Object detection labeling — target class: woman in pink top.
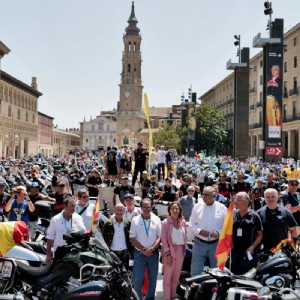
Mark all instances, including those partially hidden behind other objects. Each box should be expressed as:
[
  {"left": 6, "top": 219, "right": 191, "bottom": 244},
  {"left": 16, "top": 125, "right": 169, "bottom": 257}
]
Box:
[{"left": 161, "top": 202, "right": 187, "bottom": 300}]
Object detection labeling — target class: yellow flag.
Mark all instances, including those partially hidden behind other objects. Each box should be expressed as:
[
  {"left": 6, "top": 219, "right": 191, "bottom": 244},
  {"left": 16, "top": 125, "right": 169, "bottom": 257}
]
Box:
[{"left": 144, "top": 93, "right": 153, "bottom": 177}]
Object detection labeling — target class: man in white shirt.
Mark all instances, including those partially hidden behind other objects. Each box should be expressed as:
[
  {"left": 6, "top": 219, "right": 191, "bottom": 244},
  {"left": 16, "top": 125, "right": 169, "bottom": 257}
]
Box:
[
  {"left": 124, "top": 193, "right": 141, "bottom": 220},
  {"left": 75, "top": 189, "right": 98, "bottom": 230},
  {"left": 157, "top": 145, "right": 166, "bottom": 181},
  {"left": 130, "top": 198, "right": 161, "bottom": 300},
  {"left": 189, "top": 186, "right": 227, "bottom": 275},
  {"left": 46, "top": 197, "right": 86, "bottom": 264}
]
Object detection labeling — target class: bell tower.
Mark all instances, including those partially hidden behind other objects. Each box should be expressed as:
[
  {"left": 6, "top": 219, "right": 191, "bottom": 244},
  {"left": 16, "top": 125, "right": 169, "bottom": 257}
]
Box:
[{"left": 116, "top": 2, "right": 145, "bottom": 147}]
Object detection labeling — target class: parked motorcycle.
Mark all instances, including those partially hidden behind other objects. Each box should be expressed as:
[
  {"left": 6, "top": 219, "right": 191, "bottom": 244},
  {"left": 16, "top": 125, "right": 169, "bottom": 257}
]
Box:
[
  {"left": 183, "top": 237, "right": 300, "bottom": 300},
  {"left": 0, "top": 228, "right": 138, "bottom": 300}
]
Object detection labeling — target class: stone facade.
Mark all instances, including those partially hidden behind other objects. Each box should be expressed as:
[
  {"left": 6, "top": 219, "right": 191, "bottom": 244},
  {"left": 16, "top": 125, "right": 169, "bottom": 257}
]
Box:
[{"left": 38, "top": 111, "right": 54, "bottom": 157}]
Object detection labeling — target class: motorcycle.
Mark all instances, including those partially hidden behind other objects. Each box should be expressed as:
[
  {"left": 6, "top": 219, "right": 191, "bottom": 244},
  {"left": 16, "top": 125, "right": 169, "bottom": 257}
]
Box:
[
  {"left": 183, "top": 237, "right": 300, "bottom": 300},
  {"left": 0, "top": 228, "right": 138, "bottom": 300}
]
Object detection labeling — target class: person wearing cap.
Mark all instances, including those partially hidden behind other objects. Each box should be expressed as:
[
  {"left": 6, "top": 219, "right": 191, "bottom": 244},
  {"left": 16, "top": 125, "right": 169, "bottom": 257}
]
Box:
[
  {"left": 50, "top": 181, "right": 72, "bottom": 215},
  {"left": 139, "top": 171, "right": 151, "bottom": 199},
  {"left": 132, "top": 142, "right": 148, "bottom": 187},
  {"left": 28, "top": 182, "right": 55, "bottom": 240},
  {"left": 113, "top": 175, "right": 135, "bottom": 206},
  {"left": 231, "top": 192, "right": 263, "bottom": 275},
  {"left": 0, "top": 181, "right": 11, "bottom": 215},
  {"left": 5, "top": 186, "right": 35, "bottom": 226},
  {"left": 86, "top": 169, "right": 102, "bottom": 197},
  {"left": 102, "top": 203, "right": 133, "bottom": 268},
  {"left": 124, "top": 193, "right": 141, "bottom": 219}
]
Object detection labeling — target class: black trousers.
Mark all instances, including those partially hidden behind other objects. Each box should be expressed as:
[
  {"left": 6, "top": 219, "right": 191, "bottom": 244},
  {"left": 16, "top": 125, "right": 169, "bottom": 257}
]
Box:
[{"left": 132, "top": 163, "right": 146, "bottom": 186}]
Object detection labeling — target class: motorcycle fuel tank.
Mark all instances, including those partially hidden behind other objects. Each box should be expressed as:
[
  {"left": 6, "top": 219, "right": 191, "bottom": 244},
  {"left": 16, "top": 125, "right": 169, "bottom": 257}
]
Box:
[
  {"left": 256, "top": 256, "right": 292, "bottom": 275},
  {"left": 4, "top": 246, "right": 45, "bottom": 266},
  {"left": 61, "top": 280, "right": 109, "bottom": 300}
]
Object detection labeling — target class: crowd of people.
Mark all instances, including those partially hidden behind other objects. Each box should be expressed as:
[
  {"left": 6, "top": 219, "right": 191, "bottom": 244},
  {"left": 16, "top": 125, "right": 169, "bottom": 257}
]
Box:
[{"left": 1, "top": 145, "right": 300, "bottom": 300}]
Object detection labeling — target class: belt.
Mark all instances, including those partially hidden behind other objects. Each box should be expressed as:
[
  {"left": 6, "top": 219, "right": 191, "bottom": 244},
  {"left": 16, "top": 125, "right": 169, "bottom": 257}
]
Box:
[
  {"left": 195, "top": 236, "right": 219, "bottom": 244},
  {"left": 112, "top": 249, "right": 128, "bottom": 255}
]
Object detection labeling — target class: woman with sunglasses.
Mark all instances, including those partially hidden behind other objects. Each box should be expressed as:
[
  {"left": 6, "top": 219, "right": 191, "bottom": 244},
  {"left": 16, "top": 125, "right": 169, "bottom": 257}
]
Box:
[
  {"left": 161, "top": 202, "right": 187, "bottom": 300},
  {"left": 282, "top": 179, "right": 300, "bottom": 231}
]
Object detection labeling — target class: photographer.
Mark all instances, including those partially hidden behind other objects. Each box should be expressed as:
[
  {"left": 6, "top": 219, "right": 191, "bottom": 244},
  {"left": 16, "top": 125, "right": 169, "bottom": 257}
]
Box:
[
  {"left": 5, "top": 186, "right": 35, "bottom": 226},
  {"left": 132, "top": 142, "right": 148, "bottom": 187}
]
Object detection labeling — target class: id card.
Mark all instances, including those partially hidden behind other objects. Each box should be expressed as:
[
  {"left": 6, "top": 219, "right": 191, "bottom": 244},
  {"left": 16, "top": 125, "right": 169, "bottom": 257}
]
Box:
[
  {"left": 237, "top": 228, "right": 242, "bottom": 237},
  {"left": 129, "top": 259, "right": 134, "bottom": 267},
  {"left": 247, "top": 251, "right": 253, "bottom": 261}
]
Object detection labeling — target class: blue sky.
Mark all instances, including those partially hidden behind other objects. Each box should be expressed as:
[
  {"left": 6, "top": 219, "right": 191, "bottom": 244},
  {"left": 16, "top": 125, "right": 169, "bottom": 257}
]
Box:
[{"left": 1, "top": 0, "right": 299, "bottom": 128}]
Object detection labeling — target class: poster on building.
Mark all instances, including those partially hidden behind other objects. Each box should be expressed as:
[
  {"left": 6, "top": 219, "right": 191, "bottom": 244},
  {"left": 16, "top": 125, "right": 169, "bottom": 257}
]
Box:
[{"left": 264, "top": 43, "right": 283, "bottom": 157}]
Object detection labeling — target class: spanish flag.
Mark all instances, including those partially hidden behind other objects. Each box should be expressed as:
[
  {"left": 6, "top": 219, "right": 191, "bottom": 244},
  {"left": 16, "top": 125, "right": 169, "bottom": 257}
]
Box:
[
  {"left": 0, "top": 221, "right": 29, "bottom": 256},
  {"left": 143, "top": 93, "right": 153, "bottom": 178},
  {"left": 271, "top": 238, "right": 295, "bottom": 253},
  {"left": 215, "top": 202, "right": 234, "bottom": 270},
  {"left": 89, "top": 197, "right": 100, "bottom": 232}
]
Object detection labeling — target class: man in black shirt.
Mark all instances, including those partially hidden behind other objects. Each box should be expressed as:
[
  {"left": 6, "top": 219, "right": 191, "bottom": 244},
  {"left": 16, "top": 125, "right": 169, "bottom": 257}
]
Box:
[
  {"left": 257, "top": 188, "right": 297, "bottom": 251},
  {"left": 233, "top": 173, "right": 251, "bottom": 195},
  {"left": 282, "top": 179, "right": 300, "bottom": 227},
  {"left": 105, "top": 146, "right": 118, "bottom": 187},
  {"left": 132, "top": 142, "right": 148, "bottom": 187},
  {"left": 113, "top": 175, "right": 135, "bottom": 206},
  {"left": 157, "top": 177, "right": 178, "bottom": 202},
  {"left": 86, "top": 169, "right": 102, "bottom": 197},
  {"left": 179, "top": 174, "right": 199, "bottom": 201},
  {"left": 265, "top": 173, "right": 280, "bottom": 192},
  {"left": 231, "top": 192, "right": 263, "bottom": 274},
  {"left": 0, "top": 181, "right": 10, "bottom": 216}
]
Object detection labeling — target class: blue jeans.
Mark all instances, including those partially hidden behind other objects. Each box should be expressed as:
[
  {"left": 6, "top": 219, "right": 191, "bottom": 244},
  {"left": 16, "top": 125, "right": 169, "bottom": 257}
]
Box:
[
  {"left": 191, "top": 237, "right": 218, "bottom": 276},
  {"left": 133, "top": 249, "right": 159, "bottom": 300}
]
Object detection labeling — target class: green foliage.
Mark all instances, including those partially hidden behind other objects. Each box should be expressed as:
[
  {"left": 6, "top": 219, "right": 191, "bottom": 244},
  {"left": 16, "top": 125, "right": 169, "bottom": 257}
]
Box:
[
  {"left": 195, "top": 103, "right": 227, "bottom": 155},
  {"left": 153, "top": 125, "right": 180, "bottom": 151}
]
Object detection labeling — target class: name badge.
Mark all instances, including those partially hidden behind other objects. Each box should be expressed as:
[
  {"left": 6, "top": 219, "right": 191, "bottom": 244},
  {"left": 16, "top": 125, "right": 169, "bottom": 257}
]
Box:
[
  {"left": 129, "top": 259, "right": 134, "bottom": 267},
  {"left": 237, "top": 228, "right": 243, "bottom": 237}
]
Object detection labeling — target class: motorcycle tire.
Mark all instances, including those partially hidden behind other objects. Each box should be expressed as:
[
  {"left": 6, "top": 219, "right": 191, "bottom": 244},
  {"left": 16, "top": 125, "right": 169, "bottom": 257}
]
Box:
[
  {"left": 130, "top": 288, "right": 139, "bottom": 300},
  {"left": 176, "top": 271, "right": 190, "bottom": 298}
]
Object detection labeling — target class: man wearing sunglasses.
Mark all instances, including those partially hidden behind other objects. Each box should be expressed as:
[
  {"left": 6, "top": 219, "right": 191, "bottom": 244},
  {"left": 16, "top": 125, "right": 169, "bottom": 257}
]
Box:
[
  {"left": 282, "top": 179, "right": 300, "bottom": 230},
  {"left": 75, "top": 189, "right": 98, "bottom": 230}
]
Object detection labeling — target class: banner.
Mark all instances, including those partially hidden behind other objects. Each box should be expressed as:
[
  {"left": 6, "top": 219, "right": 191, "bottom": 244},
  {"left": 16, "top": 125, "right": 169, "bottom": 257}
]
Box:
[
  {"left": 265, "top": 43, "right": 283, "bottom": 157},
  {"left": 143, "top": 93, "right": 153, "bottom": 177}
]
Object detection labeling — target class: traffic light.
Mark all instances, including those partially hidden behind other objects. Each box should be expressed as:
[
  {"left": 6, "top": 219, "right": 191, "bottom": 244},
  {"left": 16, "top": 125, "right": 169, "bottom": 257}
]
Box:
[
  {"left": 234, "top": 35, "right": 240, "bottom": 46},
  {"left": 264, "top": 1, "right": 272, "bottom": 15},
  {"left": 181, "top": 94, "right": 185, "bottom": 103},
  {"left": 188, "top": 88, "right": 192, "bottom": 100},
  {"left": 192, "top": 93, "right": 197, "bottom": 104}
]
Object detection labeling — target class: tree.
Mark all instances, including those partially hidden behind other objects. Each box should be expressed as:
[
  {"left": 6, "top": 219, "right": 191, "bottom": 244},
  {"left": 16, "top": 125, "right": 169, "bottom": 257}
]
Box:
[
  {"left": 153, "top": 125, "right": 180, "bottom": 151},
  {"left": 195, "top": 103, "right": 227, "bottom": 155}
]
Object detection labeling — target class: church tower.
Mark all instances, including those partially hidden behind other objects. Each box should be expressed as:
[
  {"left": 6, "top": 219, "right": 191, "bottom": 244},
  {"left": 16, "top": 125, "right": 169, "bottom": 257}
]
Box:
[{"left": 116, "top": 2, "right": 145, "bottom": 147}]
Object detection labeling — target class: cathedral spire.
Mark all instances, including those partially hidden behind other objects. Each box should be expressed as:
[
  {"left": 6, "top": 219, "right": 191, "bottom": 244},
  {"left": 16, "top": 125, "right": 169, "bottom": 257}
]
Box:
[{"left": 125, "top": 1, "right": 140, "bottom": 36}]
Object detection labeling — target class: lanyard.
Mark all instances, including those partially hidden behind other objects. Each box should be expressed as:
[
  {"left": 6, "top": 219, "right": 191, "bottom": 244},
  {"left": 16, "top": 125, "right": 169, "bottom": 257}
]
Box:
[{"left": 142, "top": 216, "right": 151, "bottom": 237}]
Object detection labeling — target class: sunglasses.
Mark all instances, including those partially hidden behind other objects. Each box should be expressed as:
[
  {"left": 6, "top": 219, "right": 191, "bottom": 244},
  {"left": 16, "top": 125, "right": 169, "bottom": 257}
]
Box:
[{"left": 290, "top": 183, "right": 299, "bottom": 187}]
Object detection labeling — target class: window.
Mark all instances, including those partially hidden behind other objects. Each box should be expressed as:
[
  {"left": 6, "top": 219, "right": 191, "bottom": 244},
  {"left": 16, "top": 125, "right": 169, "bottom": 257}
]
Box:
[
  {"left": 17, "top": 109, "right": 20, "bottom": 120},
  {"left": 8, "top": 105, "right": 11, "bottom": 117},
  {"left": 32, "top": 114, "right": 35, "bottom": 124},
  {"left": 253, "top": 65, "right": 257, "bottom": 72},
  {"left": 284, "top": 61, "right": 287, "bottom": 73},
  {"left": 260, "top": 75, "right": 263, "bottom": 85},
  {"left": 92, "top": 125, "right": 95, "bottom": 131},
  {"left": 128, "top": 42, "right": 131, "bottom": 51},
  {"left": 127, "top": 64, "right": 131, "bottom": 74},
  {"left": 260, "top": 60, "right": 263, "bottom": 68},
  {"left": 26, "top": 112, "right": 28, "bottom": 122},
  {"left": 294, "top": 77, "right": 297, "bottom": 89},
  {"left": 98, "top": 122, "right": 103, "bottom": 130},
  {"left": 259, "top": 111, "right": 262, "bottom": 124},
  {"left": 283, "top": 104, "right": 287, "bottom": 119},
  {"left": 294, "top": 37, "right": 297, "bottom": 46},
  {"left": 294, "top": 56, "right": 298, "bottom": 68},
  {"left": 284, "top": 81, "right": 287, "bottom": 92},
  {"left": 293, "top": 101, "right": 297, "bottom": 116},
  {"left": 86, "top": 138, "right": 88, "bottom": 143},
  {"left": 260, "top": 92, "right": 263, "bottom": 102}
]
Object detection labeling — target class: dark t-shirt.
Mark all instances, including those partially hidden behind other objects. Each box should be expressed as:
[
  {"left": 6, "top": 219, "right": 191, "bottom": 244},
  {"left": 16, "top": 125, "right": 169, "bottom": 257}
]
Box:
[
  {"left": 233, "top": 210, "right": 263, "bottom": 253},
  {"left": 134, "top": 149, "right": 148, "bottom": 165},
  {"left": 265, "top": 181, "right": 280, "bottom": 192},
  {"left": 0, "top": 192, "right": 11, "bottom": 212},
  {"left": 159, "top": 184, "right": 178, "bottom": 202},
  {"left": 113, "top": 185, "right": 135, "bottom": 203},
  {"left": 52, "top": 175, "right": 58, "bottom": 187},
  {"left": 107, "top": 150, "right": 117, "bottom": 167},
  {"left": 218, "top": 182, "right": 232, "bottom": 197},
  {"left": 29, "top": 193, "right": 43, "bottom": 222},
  {"left": 234, "top": 181, "right": 251, "bottom": 194},
  {"left": 282, "top": 192, "right": 300, "bottom": 225},
  {"left": 87, "top": 176, "right": 102, "bottom": 197},
  {"left": 257, "top": 205, "right": 297, "bottom": 251}
]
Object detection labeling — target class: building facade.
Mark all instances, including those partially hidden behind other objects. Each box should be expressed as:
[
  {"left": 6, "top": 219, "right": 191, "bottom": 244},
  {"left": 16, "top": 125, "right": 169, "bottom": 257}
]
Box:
[
  {"left": 0, "top": 72, "right": 42, "bottom": 158},
  {"left": 38, "top": 112, "right": 54, "bottom": 157},
  {"left": 200, "top": 22, "right": 300, "bottom": 159},
  {"left": 52, "top": 128, "right": 81, "bottom": 156}
]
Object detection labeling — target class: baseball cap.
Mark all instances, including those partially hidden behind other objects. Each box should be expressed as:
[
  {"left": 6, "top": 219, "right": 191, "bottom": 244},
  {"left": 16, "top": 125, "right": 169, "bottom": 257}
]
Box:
[
  {"left": 124, "top": 193, "right": 134, "bottom": 199},
  {"left": 30, "top": 182, "right": 39, "bottom": 188},
  {"left": 137, "top": 142, "right": 143, "bottom": 145},
  {"left": 16, "top": 186, "right": 26, "bottom": 192}
]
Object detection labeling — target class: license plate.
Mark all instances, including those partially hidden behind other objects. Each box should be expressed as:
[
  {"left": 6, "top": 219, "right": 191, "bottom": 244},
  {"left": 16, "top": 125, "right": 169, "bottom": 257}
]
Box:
[{"left": 0, "top": 261, "right": 13, "bottom": 278}]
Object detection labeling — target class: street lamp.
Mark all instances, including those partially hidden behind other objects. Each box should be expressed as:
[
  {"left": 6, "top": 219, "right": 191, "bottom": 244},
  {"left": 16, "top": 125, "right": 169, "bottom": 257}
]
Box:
[
  {"left": 264, "top": 1, "right": 273, "bottom": 37},
  {"left": 234, "top": 35, "right": 241, "bottom": 63}
]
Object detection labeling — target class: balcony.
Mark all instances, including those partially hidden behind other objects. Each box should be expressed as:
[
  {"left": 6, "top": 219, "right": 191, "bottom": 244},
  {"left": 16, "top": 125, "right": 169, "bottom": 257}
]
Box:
[
  {"left": 283, "top": 113, "right": 300, "bottom": 123},
  {"left": 249, "top": 87, "right": 257, "bottom": 94},
  {"left": 289, "top": 87, "right": 299, "bottom": 96},
  {"left": 283, "top": 90, "right": 288, "bottom": 98},
  {"left": 256, "top": 101, "right": 262, "bottom": 107},
  {"left": 249, "top": 122, "right": 262, "bottom": 129},
  {"left": 250, "top": 104, "right": 255, "bottom": 110}
]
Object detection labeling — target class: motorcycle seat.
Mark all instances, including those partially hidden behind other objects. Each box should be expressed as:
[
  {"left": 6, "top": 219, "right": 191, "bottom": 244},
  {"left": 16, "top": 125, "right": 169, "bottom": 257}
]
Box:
[
  {"left": 21, "top": 241, "right": 46, "bottom": 254},
  {"left": 17, "top": 260, "right": 54, "bottom": 277},
  {"left": 242, "top": 267, "right": 257, "bottom": 279}
]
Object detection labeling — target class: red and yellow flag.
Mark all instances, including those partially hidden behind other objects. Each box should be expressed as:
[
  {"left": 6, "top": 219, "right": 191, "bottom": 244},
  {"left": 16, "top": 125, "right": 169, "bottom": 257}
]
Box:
[
  {"left": 215, "top": 202, "right": 234, "bottom": 270},
  {"left": 0, "top": 221, "right": 29, "bottom": 256},
  {"left": 89, "top": 197, "right": 100, "bottom": 232},
  {"left": 271, "top": 238, "right": 296, "bottom": 253}
]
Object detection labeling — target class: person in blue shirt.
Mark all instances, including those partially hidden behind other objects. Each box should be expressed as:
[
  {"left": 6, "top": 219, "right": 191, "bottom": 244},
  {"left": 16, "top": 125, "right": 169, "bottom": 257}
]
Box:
[{"left": 5, "top": 186, "right": 35, "bottom": 226}]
